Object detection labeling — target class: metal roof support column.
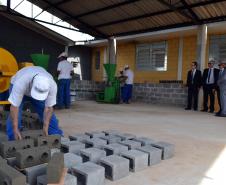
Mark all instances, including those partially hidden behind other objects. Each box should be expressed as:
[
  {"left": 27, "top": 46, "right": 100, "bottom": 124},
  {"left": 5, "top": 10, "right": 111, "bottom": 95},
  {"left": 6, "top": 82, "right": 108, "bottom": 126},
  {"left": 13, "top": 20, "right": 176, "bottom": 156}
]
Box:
[
  {"left": 177, "top": 37, "right": 183, "bottom": 80},
  {"left": 197, "top": 24, "right": 207, "bottom": 109},
  {"left": 108, "top": 37, "right": 117, "bottom": 64}
]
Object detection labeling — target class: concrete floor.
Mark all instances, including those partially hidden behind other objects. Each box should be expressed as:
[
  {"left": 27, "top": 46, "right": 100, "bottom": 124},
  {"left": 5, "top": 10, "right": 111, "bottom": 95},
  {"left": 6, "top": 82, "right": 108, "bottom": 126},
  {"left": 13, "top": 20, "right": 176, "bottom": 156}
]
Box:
[{"left": 56, "top": 101, "right": 226, "bottom": 185}]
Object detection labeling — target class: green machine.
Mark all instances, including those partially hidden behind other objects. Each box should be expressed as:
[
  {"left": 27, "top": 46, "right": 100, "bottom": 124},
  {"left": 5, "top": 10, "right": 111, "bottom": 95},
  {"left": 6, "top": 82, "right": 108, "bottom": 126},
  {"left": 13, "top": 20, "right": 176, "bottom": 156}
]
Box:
[
  {"left": 96, "top": 64, "right": 120, "bottom": 104},
  {"left": 30, "top": 54, "right": 50, "bottom": 70}
]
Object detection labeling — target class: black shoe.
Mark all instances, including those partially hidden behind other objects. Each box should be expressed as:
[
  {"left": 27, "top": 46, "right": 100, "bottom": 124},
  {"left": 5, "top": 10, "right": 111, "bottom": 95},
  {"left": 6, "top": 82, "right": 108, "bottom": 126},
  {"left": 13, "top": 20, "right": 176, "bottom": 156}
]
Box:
[
  {"left": 209, "top": 110, "right": 214, "bottom": 113},
  {"left": 193, "top": 108, "right": 198, "bottom": 111},
  {"left": 185, "top": 107, "right": 191, "bottom": 110},
  {"left": 201, "top": 109, "right": 208, "bottom": 112},
  {"left": 215, "top": 114, "right": 226, "bottom": 117}
]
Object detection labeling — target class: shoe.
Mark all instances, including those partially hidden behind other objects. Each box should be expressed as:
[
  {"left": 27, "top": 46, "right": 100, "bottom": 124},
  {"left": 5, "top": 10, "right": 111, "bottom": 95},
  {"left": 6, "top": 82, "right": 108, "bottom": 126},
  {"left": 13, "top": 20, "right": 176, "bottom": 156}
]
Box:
[
  {"left": 201, "top": 109, "right": 208, "bottom": 112},
  {"left": 65, "top": 106, "right": 70, "bottom": 109},
  {"left": 185, "top": 107, "right": 191, "bottom": 110},
  {"left": 215, "top": 112, "right": 221, "bottom": 116},
  {"left": 215, "top": 114, "right": 226, "bottom": 117},
  {"left": 209, "top": 110, "right": 214, "bottom": 113},
  {"left": 193, "top": 108, "right": 198, "bottom": 111}
]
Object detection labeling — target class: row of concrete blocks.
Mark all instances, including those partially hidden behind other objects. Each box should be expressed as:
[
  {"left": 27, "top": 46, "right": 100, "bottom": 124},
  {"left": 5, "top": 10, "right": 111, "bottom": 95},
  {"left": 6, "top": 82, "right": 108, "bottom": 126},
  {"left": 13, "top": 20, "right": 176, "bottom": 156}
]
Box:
[{"left": 0, "top": 132, "right": 61, "bottom": 158}]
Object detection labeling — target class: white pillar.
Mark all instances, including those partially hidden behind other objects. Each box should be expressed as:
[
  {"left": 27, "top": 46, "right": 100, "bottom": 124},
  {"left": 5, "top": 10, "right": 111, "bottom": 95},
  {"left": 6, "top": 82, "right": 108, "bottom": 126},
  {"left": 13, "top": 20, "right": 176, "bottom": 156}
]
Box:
[
  {"left": 177, "top": 37, "right": 183, "bottom": 80},
  {"left": 108, "top": 37, "right": 117, "bottom": 64},
  {"left": 197, "top": 24, "right": 208, "bottom": 109}
]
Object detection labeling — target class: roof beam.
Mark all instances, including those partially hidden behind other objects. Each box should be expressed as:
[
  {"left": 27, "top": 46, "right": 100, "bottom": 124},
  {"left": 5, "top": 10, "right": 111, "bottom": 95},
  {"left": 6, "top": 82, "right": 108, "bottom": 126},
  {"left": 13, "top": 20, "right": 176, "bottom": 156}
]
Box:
[
  {"left": 40, "top": 0, "right": 107, "bottom": 38},
  {"left": 95, "top": 0, "right": 224, "bottom": 28},
  {"left": 157, "top": 0, "right": 196, "bottom": 22},
  {"left": 180, "top": 0, "right": 200, "bottom": 23},
  {"left": 7, "top": 0, "right": 11, "bottom": 11}
]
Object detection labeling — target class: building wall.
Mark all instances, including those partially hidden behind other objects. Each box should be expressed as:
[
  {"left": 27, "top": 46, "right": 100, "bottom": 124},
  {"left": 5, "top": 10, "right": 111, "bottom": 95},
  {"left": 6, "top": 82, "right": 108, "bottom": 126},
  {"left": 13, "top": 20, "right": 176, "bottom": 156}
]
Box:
[{"left": 0, "top": 15, "right": 65, "bottom": 77}]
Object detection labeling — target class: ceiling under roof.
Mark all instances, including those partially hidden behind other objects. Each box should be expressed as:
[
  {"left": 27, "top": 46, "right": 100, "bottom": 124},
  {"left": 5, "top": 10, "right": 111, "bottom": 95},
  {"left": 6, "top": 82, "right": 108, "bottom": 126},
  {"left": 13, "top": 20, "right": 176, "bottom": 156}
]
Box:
[{"left": 27, "top": 0, "right": 226, "bottom": 38}]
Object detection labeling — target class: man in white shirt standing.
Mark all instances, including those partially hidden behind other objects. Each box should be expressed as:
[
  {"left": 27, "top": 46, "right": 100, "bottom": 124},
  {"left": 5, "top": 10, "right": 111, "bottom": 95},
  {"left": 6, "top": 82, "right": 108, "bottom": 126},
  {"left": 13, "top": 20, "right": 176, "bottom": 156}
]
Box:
[
  {"left": 6, "top": 66, "right": 63, "bottom": 140},
  {"left": 122, "top": 65, "right": 134, "bottom": 104},
  {"left": 57, "top": 52, "right": 74, "bottom": 109}
]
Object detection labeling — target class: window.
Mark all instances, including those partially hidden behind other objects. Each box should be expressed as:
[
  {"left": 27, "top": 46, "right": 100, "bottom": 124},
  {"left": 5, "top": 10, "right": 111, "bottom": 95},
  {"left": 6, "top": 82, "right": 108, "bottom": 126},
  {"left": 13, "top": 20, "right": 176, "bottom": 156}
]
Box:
[
  {"left": 209, "top": 35, "right": 226, "bottom": 66},
  {"left": 136, "top": 41, "right": 167, "bottom": 71},
  {"left": 95, "top": 51, "right": 100, "bottom": 70}
]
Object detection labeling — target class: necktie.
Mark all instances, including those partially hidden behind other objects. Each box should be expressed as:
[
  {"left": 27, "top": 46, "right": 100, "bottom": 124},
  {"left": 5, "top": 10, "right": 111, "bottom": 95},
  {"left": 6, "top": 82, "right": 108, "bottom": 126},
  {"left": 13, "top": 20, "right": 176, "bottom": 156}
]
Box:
[{"left": 207, "top": 69, "right": 211, "bottom": 83}]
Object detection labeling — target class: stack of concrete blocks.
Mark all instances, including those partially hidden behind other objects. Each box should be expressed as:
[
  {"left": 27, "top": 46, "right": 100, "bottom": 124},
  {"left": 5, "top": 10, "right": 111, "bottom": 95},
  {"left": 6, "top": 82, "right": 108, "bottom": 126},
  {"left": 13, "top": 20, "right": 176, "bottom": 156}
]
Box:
[
  {"left": 36, "top": 134, "right": 61, "bottom": 149},
  {"left": 15, "top": 146, "right": 50, "bottom": 169},
  {"left": 64, "top": 153, "right": 83, "bottom": 172},
  {"left": 61, "top": 141, "right": 85, "bottom": 154},
  {"left": 47, "top": 152, "right": 64, "bottom": 184},
  {"left": 100, "top": 135, "right": 122, "bottom": 144},
  {"left": 115, "top": 133, "right": 136, "bottom": 140},
  {"left": 71, "top": 162, "right": 105, "bottom": 185},
  {"left": 102, "top": 143, "right": 129, "bottom": 156},
  {"left": 118, "top": 140, "right": 142, "bottom": 150},
  {"left": 85, "top": 131, "right": 105, "bottom": 138},
  {"left": 133, "top": 137, "right": 156, "bottom": 146},
  {"left": 82, "top": 138, "right": 107, "bottom": 148},
  {"left": 80, "top": 148, "right": 106, "bottom": 163},
  {"left": 151, "top": 141, "right": 175, "bottom": 160},
  {"left": 69, "top": 133, "right": 90, "bottom": 142}
]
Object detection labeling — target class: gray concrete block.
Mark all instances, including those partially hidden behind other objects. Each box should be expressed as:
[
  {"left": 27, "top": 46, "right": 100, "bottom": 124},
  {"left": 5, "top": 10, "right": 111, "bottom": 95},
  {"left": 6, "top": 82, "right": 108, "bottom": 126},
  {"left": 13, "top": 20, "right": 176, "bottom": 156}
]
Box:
[
  {"left": 102, "top": 143, "right": 128, "bottom": 156},
  {"left": 151, "top": 141, "right": 175, "bottom": 159},
  {"left": 82, "top": 138, "right": 107, "bottom": 148},
  {"left": 99, "top": 155, "right": 129, "bottom": 181},
  {"left": 37, "top": 135, "right": 61, "bottom": 149},
  {"left": 115, "top": 133, "right": 136, "bottom": 140},
  {"left": 85, "top": 131, "right": 105, "bottom": 138},
  {"left": 120, "top": 149, "right": 148, "bottom": 172},
  {"left": 0, "top": 132, "right": 8, "bottom": 142},
  {"left": 69, "top": 133, "right": 90, "bottom": 142},
  {"left": 21, "top": 130, "right": 44, "bottom": 140},
  {"left": 71, "top": 162, "right": 105, "bottom": 185},
  {"left": 0, "top": 139, "right": 34, "bottom": 158},
  {"left": 47, "top": 152, "right": 64, "bottom": 184},
  {"left": 102, "top": 130, "right": 121, "bottom": 136},
  {"left": 100, "top": 135, "right": 121, "bottom": 144},
  {"left": 0, "top": 163, "right": 26, "bottom": 185},
  {"left": 64, "top": 153, "right": 83, "bottom": 169},
  {"left": 38, "top": 173, "right": 78, "bottom": 185},
  {"left": 61, "top": 141, "right": 85, "bottom": 154},
  {"left": 136, "top": 146, "right": 162, "bottom": 166},
  {"left": 61, "top": 137, "right": 70, "bottom": 144},
  {"left": 0, "top": 155, "right": 7, "bottom": 164},
  {"left": 6, "top": 157, "right": 16, "bottom": 167},
  {"left": 118, "top": 140, "right": 142, "bottom": 149},
  {"left": 133, "top": 137, "right": 156, "bottom": 146},
  {"left": 80, "top": 148, "right": 106, "bottom": 163},
  {"left": 24, "top": 163, "right": 47, "bottom": 185},
  {"left": 15, "top": 146, "right": 50, "bottom": 169}
]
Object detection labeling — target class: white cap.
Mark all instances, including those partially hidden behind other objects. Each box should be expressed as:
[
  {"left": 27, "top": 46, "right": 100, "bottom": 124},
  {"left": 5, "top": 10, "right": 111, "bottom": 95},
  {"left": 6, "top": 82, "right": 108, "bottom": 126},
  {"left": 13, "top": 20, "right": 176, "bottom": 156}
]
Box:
[
  {"left": 58, "top": 52, "right": 68, "bottom": 58},
  {"left": 124, "top": 64, "right": 129, "bottom": 69},
  {"left": 31, "top": 75, "right": 50, "bottom": 101}
]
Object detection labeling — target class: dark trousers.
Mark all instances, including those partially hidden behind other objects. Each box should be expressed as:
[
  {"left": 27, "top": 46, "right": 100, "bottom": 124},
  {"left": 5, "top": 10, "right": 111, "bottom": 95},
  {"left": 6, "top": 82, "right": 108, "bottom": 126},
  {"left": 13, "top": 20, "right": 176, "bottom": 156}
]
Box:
[
  {"left": 57, "top": 79, "right": 71, "bottom": 108},
  {"left": 122, "top": 84, "right": 133, "bottom": 103},
  {"left": 203, "top": 84, "right": 215, "bottom": 111},
  {"left": 216, "top": 86, "right": 221, "bottom": 112},
  {"left": 187, "top": 85, "right": 199, "bottom": 110}
]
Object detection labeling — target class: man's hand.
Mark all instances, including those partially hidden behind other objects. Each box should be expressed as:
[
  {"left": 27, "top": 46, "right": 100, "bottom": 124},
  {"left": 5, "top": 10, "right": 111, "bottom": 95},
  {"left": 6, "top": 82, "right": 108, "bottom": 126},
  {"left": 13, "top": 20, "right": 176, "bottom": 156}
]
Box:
[{"left": 13, "top": 128, "right": 22, "bottom": 140}]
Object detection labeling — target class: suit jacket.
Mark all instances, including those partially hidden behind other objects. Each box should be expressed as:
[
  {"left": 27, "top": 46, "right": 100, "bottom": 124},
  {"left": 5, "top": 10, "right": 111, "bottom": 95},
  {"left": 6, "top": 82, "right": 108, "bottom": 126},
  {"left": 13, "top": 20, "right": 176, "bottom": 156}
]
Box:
[
  {"left": 186, "top": 69, "right": 202, "bottom": 88},
  {"left": 202, "top": 68, "right": 219, "bottom": 86},
  {"left": 218, "top": 68, "right": 226, "bottom": 88}
]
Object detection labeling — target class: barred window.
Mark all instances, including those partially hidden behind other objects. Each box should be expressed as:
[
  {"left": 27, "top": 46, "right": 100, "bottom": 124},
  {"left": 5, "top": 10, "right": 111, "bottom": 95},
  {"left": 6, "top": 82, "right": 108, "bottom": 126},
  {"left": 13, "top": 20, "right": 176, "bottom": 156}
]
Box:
[
  {"left": 209, "top": 35, "right": 226, "bottom": 65},
  {"left": 95, "top": 51, "right": 100, "bottom": 70},
  {"left": 136, "top": 41, "right": 167, "bottom": 71}
]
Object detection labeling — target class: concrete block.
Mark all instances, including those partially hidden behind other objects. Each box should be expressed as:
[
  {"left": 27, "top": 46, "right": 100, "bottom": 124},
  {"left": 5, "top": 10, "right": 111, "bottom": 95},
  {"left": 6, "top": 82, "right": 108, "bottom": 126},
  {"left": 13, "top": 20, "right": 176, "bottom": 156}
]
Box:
[
  {"left": 0, "top": 139, "right": 34, "bottom": 158},
  {"left": 100, "top": 135, "right": 121, "bottom": 144},
  {"left": 71, "top": 162, "right": 105, "bottom": 185},
  {"left": 15, "top": 146, "right": 50, "bottom": 169},
  {"left": 24, "top": 163, "right": 47, "bottom": 185},
  {"left": 102, "top": 143, "right": 128, "bottom": 156},
  {"left": 69, "top": 133, "right": 90, "bottom": 142},
  {"left": 0, "top": 163, "right": 26, "bottom": 185},
  {"left": 61, "top": 137, "right": 70, "bottom": 144},
  {"left": 102, "top": 130, "right": 121, "bottom": 136},
  {"left": 85, "top": 131, "right": 105, "bottom": 138},
  {"left": 37, "top": 134, "right": 61, "bottom": 149},
  {"left": 37, "top": 173, "right": 77, "bottom": 185},
  {"left": 0, "top": 132, "right": 8, "bottom": 142},
  {"left": 82, "top": 138, "right": 107, "bottom": 148},
  {"left": 64, "top": 153, "right": 83, "bottom": 169},
  {"left": 115, "top": 133, "right": 136, "bottom": 140},
  {"left": 80, "top": 148, "right": 106, "bottom": 163},
  {"left": 47, "top": 153, "right": 64, "bottom": 184},
  {"left": 0, "top": 155, "right": 7, "bottom": 164},
  {"left": 6, "top": 157, "right": 16, "bottom": 166},
  {"left": 151, "top": 141, "right": 175, "bottom": 159},
  {"left": 118, "top": 140, "right": 142, "bottom": 149},
  {"left": 61, "top": 141, "right": 85, "bottom": 154},
  {"left": 133, "top": 137, "right": 156, "bottom": 146},
  {"left": 99, "top": 155, "right": 130, "bottom": 181},
  {"left": 120, "top": 150, "right": 148, "bottom": 172},
  {"left": 136, "top": 146, "right": 162, "bottom": 166},
  {"left": 21, "top": 130, "right": 44, "bottom": 140}
]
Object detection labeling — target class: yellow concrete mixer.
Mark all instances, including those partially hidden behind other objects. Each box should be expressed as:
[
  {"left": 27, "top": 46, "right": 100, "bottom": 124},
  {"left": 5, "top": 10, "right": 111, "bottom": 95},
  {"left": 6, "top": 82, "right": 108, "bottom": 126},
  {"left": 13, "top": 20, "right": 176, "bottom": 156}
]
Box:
[{"left": 0, "top": 48, "right": 33, "bottom": 105}]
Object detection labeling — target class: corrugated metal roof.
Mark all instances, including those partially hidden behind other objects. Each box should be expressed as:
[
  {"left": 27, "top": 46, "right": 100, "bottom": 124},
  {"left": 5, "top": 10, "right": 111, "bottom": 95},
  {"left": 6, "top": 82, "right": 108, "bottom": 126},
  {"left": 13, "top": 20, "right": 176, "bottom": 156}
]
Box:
[{"left": 25, "top": 0, "right": 226, "bottom": 38}]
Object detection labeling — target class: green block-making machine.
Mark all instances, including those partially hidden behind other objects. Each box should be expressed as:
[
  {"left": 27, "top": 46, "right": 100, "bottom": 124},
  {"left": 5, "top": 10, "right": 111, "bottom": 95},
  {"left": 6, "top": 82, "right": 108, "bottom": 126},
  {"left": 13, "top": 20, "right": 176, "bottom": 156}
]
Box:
[{"left": 96, "top": 64, "right": 120, "bottom": 104}]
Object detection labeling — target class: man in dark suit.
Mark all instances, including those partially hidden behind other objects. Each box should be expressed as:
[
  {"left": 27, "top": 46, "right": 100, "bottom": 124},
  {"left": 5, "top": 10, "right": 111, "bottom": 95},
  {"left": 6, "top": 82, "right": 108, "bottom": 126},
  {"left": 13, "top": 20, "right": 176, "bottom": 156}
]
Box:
[
  {"left": 202, "top": 60, "right": 220, "bottom": 113},
  {"left": 185, "top": 61, "right": 202, "bottom": 111}
]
